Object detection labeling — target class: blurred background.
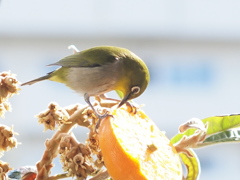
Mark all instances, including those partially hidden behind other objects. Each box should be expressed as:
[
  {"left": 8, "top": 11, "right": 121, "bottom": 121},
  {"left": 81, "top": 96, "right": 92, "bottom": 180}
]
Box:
[{"left": 1, "top": 0, "right": 240, "bottom": 179}]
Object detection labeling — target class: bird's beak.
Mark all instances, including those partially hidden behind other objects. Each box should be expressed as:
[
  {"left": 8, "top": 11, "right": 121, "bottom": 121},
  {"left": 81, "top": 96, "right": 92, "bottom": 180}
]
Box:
[{"left": 118, "top": 92, "right": 131, "bottom": 108}]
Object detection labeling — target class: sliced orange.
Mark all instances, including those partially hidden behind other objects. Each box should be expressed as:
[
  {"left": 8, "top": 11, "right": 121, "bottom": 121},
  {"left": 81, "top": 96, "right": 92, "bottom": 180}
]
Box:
[{"left": 98, "top": 106, "right": 182, "bottom": 180}]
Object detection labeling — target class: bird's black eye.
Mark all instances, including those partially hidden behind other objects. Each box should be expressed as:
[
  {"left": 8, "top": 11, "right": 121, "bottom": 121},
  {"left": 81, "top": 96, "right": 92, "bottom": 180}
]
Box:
[{"left": 131, "top": 86, "right": 140, "bottom": 94}]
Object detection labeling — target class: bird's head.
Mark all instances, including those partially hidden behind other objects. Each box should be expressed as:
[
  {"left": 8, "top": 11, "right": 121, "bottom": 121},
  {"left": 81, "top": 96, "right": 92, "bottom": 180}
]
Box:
[
  {"left": 117, "top": 86, "right": 145, "bottom": 108},
  {"left": 116, "top": 52, "right": 150, "bottom": 108}
]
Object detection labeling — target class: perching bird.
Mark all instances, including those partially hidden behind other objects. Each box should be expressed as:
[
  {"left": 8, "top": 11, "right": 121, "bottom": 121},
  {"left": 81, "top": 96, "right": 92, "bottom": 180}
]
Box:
[{"left": 22, "top": 46, "right": 150, "bottom": 120}]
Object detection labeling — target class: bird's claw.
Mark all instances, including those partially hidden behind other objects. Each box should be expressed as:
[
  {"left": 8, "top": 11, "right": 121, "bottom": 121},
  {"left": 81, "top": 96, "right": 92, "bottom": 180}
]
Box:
[{"left": 94, "top": 111, "right": 113, "bottom": 133}]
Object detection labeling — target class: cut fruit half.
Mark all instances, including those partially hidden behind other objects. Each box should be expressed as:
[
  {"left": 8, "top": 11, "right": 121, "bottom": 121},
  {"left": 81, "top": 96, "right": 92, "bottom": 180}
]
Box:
[{"left": 98, "top": 106, "right": 182, "bottom": 180}]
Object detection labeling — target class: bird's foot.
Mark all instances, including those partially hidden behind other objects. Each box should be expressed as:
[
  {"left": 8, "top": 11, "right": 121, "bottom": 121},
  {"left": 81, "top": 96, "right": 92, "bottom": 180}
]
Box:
[{"left": 94, "top": 111, "right": 113, "bottom": 133}]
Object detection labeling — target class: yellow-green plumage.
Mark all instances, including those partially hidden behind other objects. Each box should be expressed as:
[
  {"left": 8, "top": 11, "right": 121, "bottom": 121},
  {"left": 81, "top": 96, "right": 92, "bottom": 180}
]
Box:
[{"left": 22, "top": 46, "right": 150, "bottom": 117}]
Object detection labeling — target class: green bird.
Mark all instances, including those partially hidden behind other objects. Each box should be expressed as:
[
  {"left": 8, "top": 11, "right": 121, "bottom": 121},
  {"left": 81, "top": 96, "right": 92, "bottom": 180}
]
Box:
[{"left": 22, "top": 46, "right": 150, "bottom": 120}]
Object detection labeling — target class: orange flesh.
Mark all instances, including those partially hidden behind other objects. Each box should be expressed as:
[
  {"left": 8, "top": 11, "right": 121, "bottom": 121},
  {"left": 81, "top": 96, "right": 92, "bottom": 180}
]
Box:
[{"left": 98, "top": 107, "right": 182, "bottom": 180}]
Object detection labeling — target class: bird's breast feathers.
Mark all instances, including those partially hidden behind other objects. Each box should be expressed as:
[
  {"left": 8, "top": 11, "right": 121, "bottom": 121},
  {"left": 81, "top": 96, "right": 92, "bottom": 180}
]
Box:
[{"left": 65, "top": 63, "right": 120, "bottom": 96}]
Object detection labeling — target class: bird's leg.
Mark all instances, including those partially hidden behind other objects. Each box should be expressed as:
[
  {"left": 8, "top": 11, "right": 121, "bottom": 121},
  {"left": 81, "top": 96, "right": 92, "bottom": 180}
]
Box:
[{"left": 84, "top": 93, "right": 109, "bottom": 130}]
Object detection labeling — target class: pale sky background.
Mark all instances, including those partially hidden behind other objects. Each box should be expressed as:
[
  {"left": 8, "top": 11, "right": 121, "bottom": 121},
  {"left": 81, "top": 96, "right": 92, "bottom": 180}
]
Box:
[{"left": 1, "top": 0, "right": 240, "bottom": 39}]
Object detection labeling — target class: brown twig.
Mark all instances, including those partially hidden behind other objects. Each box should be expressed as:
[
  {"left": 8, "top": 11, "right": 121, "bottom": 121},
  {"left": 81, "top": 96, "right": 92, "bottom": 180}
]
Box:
[
  {"left": 45, "top": 173, "right": 69, "bottom": 180},
  {"left": 89, "top": 170, "right": 109, "bottom": 180},
  {"left": 35, "top": 104, "right": 89, "bottom": 180},
  {"left": 36, "top": 98, "right": 118, "bottom": 180}
]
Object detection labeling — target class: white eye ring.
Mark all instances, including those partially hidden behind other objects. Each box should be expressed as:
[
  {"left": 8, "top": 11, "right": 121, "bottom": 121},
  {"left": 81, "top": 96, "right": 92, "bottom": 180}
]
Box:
[{"left": 131, "top": 86, "right": 140, "bottom": 95}]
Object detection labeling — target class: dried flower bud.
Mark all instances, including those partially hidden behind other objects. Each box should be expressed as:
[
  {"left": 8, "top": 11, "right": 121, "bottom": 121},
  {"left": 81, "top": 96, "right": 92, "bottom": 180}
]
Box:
[
  {"left": 79, "top": 143, "right": 91, "bottom": 157},
  {"left": 0, "top": 160, "right": 11, "bottom": 180},
  {"left": 60, "top": 139, "right": 97, "bottom": 179},
  {"left": 81, "top": 108, "right": 97, "bottom": 128},
  {"left": 65, "top": 152, "right": 95, "bottom": 180},
  {"left": 37, "top": 103, "right": 70, "bottom": 131},
  {"left": 64, "top": 146, "right": 79, "bottom": 161},
  {"left": 0, "top": 71, "right": 20, "bottom": 117},
  {"left": 73, "top": 154, "right": 85, "bottom": 170},
  {"left": 0, "top": 125, "right": 18, "bottom": 153},
  {"left": 86, "top": 130, "right": 100, "bottom": 155},
  {"left": 0, "top": 102, "right": 11, "bottom": 119}
]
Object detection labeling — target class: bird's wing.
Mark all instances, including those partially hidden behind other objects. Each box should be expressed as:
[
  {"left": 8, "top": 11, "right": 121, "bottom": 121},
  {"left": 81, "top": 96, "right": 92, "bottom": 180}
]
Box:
[{"left": 48, "top": 49, "right": 119, "bottom": 68}]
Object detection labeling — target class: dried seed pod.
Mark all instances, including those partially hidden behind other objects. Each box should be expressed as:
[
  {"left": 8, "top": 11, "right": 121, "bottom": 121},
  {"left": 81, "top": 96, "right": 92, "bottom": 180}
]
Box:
[
  {"left": 0, "top": 125, "right": 18, "bottom": 153},
  {"left": 0, "top": 71, "right": 20, "bottom": 117},
  {"left": 0, "top": 160, "right": 11, "bottom": 180},
  {"left": 37, "top": 103, "right": 70, "bottom": 131}
]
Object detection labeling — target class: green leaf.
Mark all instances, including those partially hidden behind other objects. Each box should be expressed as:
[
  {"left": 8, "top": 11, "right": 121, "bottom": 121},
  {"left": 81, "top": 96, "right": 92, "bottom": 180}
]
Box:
[
  {"left": 170, "top": 128, "right": 196, "bottom": 145},
  {"left": 202, "top": 114, "right": 240, "bottom": 135},
  {"left": 198, "top": 114, "right": 240, "bottom": 147},
  {"left": 202, "top": 128, "right": 240, "bottom": 145},
  {"left": 171, "top": 114, "right": 240, "bottom": 145},
  {"left": 180, "top": 150, "right": 201, "bottom": 180},
  {"left": 171, "top": 114, "right": 240, "bottom": 180}
]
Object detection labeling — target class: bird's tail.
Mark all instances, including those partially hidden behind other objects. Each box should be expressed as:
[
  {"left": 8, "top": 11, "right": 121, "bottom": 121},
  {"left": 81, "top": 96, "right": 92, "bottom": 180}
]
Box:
[{"left": 21, "top": 74, "right": 51, "bottom": 86}]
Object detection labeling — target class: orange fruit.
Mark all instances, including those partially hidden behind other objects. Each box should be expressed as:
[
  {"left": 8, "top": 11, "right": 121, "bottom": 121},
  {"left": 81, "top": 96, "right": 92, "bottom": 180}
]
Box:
[{"left": 98, "top": 106, "right": 182, "bottom": 180}]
